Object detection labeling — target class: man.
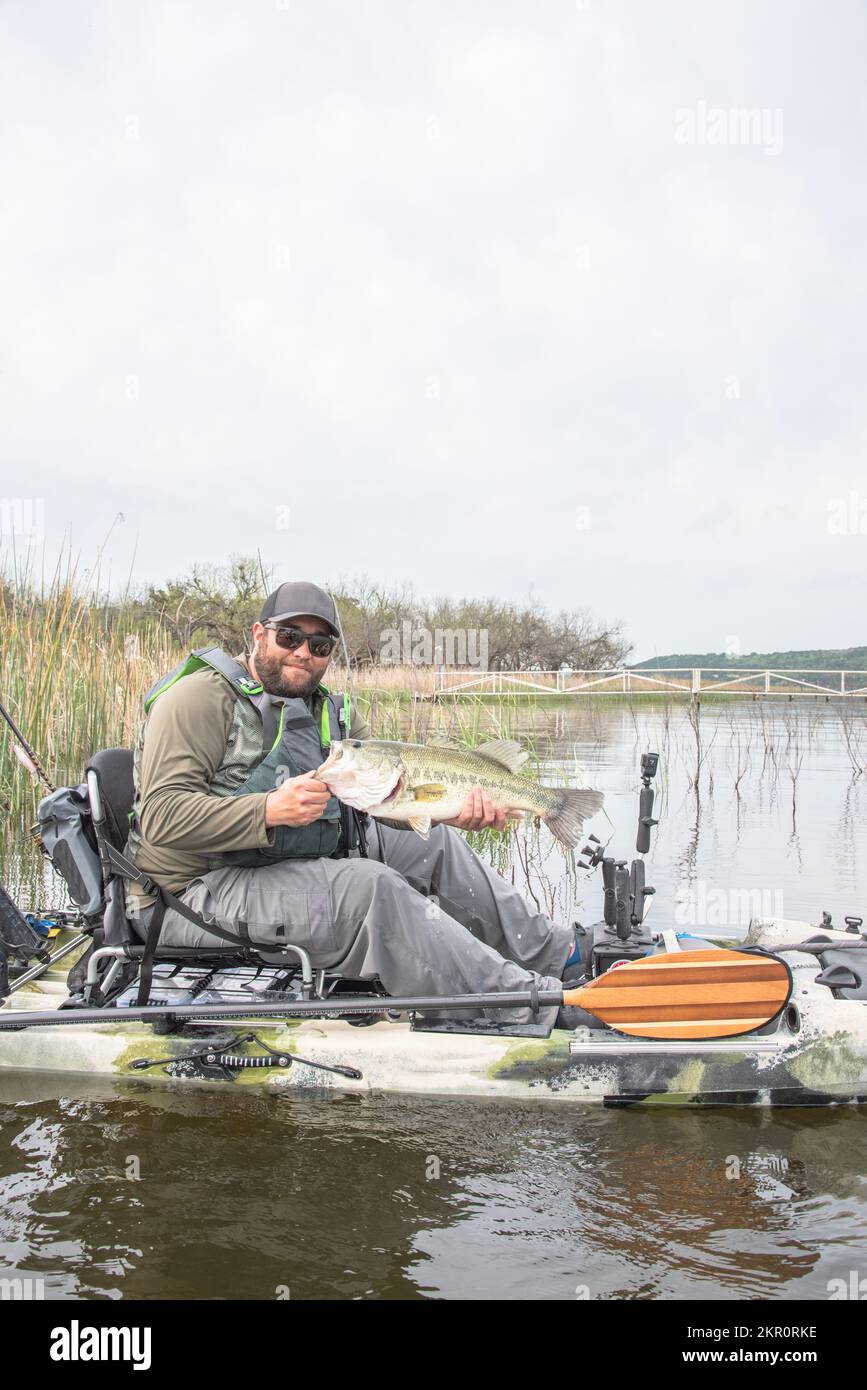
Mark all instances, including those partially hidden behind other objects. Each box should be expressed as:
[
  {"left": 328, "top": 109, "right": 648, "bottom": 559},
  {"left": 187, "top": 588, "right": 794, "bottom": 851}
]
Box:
[{"left": 124, "top": 581, "right": 585, "bottom": 1028}]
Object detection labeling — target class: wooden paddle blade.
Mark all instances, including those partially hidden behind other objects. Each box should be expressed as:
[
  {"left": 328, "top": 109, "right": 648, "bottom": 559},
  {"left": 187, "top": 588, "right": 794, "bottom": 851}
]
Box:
[{"left": 563, "top": 949, "right": 792, "bottom": 1039}]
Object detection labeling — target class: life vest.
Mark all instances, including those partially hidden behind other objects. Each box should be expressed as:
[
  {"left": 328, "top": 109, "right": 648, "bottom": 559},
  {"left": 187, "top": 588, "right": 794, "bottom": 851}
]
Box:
[{"left": 128, "top": 646, "right": 354, "bottom": 869}]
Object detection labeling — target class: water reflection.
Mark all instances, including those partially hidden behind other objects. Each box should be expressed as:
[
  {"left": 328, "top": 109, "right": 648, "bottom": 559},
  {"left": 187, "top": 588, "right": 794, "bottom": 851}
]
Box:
[{"left": 1, "top": 1076, "right": 865, "bottom": 1300}]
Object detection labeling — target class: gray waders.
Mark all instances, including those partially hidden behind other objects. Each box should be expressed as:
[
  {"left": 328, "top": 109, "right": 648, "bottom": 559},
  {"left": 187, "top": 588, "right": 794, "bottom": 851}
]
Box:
[{"left": 144, "top": 823, "right": 573, "bottom": 1027}]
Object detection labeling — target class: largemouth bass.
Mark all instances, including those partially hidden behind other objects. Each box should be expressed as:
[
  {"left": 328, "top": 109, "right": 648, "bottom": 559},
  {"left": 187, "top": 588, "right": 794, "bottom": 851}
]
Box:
[{"left": 315, "top": 737, "right": 603, "bottom": 847}]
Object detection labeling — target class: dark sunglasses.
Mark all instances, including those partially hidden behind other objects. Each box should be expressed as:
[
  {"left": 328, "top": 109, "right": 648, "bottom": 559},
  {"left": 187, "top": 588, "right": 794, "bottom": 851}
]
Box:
[{"left": 264, "top": 622, "right": 337, "bottom": 658}]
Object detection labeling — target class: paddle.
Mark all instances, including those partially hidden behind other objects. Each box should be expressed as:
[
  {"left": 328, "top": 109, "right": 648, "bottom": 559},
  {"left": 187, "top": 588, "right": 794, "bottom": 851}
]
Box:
[
  {"left": 562, "top": 948, "right": 792, "bottom": 1039},
  {"left": 0, "top": 949, "right": 791, "bottom": 1041}
]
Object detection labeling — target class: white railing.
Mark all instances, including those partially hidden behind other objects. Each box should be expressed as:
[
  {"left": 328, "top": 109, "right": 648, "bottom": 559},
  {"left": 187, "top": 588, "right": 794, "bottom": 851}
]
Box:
[{"left": 431, "top": 668, "right": 867, "bottom": 698}]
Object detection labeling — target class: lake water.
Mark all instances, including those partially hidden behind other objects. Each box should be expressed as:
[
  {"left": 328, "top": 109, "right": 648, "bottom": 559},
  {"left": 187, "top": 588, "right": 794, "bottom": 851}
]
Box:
[{"left": 1, "top": 699, "right": 866, "bottom": 1300}]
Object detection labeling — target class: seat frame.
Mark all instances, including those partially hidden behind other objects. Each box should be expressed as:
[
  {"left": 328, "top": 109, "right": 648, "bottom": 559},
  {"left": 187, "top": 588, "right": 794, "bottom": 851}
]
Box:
[{"left": 82, "top": 752, "right": 336, "bottom": 1007}]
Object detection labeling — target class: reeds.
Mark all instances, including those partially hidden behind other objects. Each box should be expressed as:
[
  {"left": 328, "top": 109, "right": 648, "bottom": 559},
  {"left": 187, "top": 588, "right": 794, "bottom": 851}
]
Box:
[{"left": 0, "top": 553, "right": 180, "bottom": 825}]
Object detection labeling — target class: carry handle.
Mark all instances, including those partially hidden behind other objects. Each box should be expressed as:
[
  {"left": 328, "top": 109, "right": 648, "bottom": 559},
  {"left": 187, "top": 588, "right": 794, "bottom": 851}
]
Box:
[{"left": 85, "top": 768, "right": 105, "bottom": 827}]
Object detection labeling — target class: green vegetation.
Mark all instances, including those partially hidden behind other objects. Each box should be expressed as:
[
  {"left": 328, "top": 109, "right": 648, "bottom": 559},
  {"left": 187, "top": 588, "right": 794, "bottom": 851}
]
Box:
[
  {"left": 22, "top": 554, "right": 629, "bottom": 672},
  {"left": 633, "top": 648, "right": 867, "bottom": 670}
]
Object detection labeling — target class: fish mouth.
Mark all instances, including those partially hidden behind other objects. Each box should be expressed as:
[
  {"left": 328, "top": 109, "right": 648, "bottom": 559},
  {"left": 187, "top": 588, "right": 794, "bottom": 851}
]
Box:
[
  {"left": 314, "top": 748, "right": 405, "bottom": 809},
  {"left": 314, "top": 742, "right": 346, "bottom": 779}
]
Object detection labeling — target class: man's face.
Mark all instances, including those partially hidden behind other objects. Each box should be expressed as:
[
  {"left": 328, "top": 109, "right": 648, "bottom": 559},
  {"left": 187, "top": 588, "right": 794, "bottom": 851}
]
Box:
[{"left": 250, "top": 616, "right": 334, "bottom": 701}]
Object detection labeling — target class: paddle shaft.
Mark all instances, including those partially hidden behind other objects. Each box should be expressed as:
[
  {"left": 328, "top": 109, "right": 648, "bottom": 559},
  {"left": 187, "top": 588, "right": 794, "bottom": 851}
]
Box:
[{"left": 0, "top": 989, "right": 568, "bottom": 1030}]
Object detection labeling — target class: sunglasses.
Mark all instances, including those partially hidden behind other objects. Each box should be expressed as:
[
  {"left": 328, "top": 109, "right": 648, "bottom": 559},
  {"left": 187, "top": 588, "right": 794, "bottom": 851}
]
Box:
[{"left": 264, "top": 622, "right": 337, "bottom": 658}]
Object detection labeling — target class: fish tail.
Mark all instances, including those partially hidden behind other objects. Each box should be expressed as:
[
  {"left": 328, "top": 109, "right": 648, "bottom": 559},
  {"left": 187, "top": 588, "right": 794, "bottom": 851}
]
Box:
[{"left": 543, "top": 787, "right": 604, "bottom": 849}]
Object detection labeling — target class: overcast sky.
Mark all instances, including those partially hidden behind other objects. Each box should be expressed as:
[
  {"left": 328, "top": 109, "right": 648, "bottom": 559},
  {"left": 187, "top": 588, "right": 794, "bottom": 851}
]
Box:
[{"left": 1, "top": 0, "right": 865, "bottom": 660}]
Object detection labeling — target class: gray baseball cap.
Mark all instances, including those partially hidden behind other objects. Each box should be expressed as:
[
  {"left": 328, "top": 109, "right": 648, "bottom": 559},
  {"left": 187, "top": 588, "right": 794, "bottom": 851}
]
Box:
[{"left": 259, "top": 581, "right": 340, "bottom": 638}]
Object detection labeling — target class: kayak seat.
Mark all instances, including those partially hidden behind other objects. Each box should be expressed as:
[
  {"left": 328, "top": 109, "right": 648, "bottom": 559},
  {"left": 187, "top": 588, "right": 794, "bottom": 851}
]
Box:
[
  {"left": 81, "top": 748, "right": 349, "bottom": 1004},
  {"left": 87, "top": 748, "right": 135, "bottom": 854}
]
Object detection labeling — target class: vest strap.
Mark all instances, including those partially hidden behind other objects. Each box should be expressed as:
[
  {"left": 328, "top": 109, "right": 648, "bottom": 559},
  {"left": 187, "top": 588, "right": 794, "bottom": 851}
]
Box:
[{"left": 194, "top": 647, "right": 263, "bottom": 697}]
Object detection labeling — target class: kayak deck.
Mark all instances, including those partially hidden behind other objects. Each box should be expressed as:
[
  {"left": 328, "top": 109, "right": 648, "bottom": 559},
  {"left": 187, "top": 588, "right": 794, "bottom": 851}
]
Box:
[{"left": 2, "top": 919, "right": 866, "bottom": 1107}]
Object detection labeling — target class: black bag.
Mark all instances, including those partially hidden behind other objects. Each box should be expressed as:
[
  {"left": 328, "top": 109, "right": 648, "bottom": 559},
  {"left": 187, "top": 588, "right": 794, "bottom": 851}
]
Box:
[
  {"left": 0, "top": 884, "right": 49, "bottom": 997},
  {"left": 37, "top": 784, "right": 104, "bottom": 918}
]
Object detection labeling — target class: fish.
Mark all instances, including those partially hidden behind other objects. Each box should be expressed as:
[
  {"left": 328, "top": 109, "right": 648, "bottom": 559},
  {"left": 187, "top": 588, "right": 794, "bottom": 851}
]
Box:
[{"left": 314, "top": 737, "right": 603, "bottom": 847}]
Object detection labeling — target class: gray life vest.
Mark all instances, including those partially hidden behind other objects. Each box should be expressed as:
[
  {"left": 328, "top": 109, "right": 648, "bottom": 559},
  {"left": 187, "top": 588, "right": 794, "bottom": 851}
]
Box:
[{"left": 128, "top": 646, "right": 352, "bottom": 870}]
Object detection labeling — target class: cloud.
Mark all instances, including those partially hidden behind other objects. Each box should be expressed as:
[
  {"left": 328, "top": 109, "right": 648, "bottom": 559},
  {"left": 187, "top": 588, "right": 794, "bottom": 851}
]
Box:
[{"left": 0, "top": 0, "right": 865, "bottom": 652}]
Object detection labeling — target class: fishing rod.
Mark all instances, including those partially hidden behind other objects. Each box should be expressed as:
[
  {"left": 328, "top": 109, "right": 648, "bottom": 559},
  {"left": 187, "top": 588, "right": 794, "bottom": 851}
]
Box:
[{"left": 0, "top": 696, "right": 55, "bottom": 792}]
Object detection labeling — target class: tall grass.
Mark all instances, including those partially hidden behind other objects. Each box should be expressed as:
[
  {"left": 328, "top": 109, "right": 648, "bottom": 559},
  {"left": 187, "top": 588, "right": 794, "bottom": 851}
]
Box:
[{"left": 0, "top": 553, "right": 180, "bottom": 823}]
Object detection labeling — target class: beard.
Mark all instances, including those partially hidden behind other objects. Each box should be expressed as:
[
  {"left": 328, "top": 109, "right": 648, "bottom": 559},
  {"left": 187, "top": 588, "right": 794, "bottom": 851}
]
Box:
[{"left": 252, "top": 640, "right": 323, "bottom": 702}]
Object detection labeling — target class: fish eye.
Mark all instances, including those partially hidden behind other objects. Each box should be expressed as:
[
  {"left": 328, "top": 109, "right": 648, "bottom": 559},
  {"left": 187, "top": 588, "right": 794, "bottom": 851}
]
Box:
[{"left": 349, "top": 740, "right": 363, "bottom": 748}]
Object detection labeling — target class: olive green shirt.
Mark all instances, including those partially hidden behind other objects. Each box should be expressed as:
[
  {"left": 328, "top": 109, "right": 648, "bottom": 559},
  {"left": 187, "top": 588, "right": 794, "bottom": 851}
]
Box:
[{"left": 125, "top": 658, "right": 369, "bottom": 907}]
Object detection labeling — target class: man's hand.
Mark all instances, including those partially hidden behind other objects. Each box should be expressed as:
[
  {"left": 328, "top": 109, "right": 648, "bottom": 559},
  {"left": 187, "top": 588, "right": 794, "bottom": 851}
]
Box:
[
  {"left": 265, "top": 774, "right": 331, "bottom": 828},
  {"left": 442, "top": 787, "right": 523, "bottom": 833}
]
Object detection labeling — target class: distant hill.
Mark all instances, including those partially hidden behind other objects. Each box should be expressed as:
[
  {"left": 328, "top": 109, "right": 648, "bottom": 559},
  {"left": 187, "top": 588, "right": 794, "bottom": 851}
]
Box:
[{"left": 631, "top": 648, "right": 867, "bottom": 670}]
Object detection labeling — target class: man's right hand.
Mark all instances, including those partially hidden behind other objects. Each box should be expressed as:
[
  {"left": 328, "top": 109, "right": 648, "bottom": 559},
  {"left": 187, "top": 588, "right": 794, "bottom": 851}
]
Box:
[{"left": 264, "top": 774, "right": 331, "bottom": 828}]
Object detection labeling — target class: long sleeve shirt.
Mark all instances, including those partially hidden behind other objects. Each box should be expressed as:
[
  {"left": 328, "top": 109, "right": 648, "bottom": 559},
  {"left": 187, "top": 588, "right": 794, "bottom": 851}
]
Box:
[{"left": 124, "top": 657, "right": 369, "bottom": 905}]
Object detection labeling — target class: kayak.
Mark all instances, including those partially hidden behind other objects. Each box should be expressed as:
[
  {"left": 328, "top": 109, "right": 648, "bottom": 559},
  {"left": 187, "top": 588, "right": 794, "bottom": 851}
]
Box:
[{"left": 1, "top": 917, "right": 865, "bottom": 1107}]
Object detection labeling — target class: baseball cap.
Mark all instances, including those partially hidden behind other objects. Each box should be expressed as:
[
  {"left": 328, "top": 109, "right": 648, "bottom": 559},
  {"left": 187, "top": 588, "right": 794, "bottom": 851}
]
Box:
[{"left": 259, "top": 581, "right": 340, "bottom": 638}]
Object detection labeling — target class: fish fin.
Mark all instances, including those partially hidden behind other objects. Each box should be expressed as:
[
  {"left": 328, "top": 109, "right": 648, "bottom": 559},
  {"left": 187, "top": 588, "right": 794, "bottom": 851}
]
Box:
[
  {"left": 412, "top": 783, "right": 447, "bottom": 802},
  {"left": 373, "top": 816, "right": 413, "bottom": 832},
  {"left": 475, "top": 739, "right": 528, "bottom": 774},
  {"left": 544, "top": 787, "right": 604, "bottom": 849},
  {"left": 407, "top": 815, "right": 432, "bottom": 838}
]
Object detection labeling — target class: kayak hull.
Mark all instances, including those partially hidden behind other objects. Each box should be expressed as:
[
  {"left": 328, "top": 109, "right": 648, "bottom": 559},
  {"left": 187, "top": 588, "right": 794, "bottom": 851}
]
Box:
[{"left": 2, "top": 919, "right": 866, "bottom": 1107}]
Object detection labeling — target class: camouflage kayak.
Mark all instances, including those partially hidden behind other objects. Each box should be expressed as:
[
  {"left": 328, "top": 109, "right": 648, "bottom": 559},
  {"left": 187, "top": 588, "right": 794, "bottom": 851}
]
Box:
[{"left": 1, "top": 918, "right": 865, "bottom": 1108}]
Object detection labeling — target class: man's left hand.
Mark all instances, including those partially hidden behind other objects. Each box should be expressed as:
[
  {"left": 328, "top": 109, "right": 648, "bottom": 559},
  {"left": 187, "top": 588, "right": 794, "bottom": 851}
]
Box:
[{"left": 442, "top": 788, "right": 523, "bottom": 833}]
